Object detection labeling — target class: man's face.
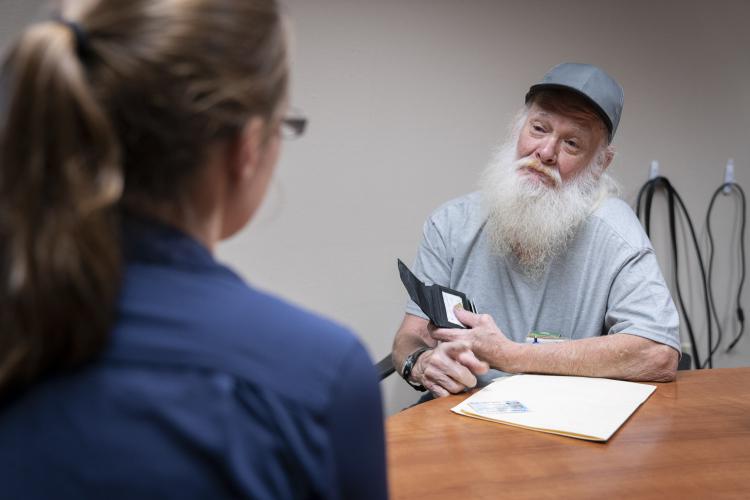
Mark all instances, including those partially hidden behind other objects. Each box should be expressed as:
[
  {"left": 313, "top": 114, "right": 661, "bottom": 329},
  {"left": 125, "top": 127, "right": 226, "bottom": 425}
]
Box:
[
  {"left": 516, "top": 103, "right": 607, "bottom": 186},
  {"left": 480, "top": 104, "right": 617, "bottom": 277}
]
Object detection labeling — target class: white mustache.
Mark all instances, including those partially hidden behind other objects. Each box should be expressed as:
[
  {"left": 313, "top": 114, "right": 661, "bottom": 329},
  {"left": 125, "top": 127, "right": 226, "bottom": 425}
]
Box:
[{"left": 516, "top": 157, "right": 562, "bottom": 188}]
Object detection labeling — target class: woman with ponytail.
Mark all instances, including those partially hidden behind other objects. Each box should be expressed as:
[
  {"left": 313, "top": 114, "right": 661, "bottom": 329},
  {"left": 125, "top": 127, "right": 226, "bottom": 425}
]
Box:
[{"left": 0, "top": 2, "right": 387, "bottom": 499}]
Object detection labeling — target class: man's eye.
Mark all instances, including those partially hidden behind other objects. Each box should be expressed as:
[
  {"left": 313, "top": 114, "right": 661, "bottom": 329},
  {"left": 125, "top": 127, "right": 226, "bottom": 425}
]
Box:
[
  {"left": 565, "top": 139, "right": 579, "bottom": 148},
  {"left": 532, "top": 125, "right": 545, "bottom": 132}
]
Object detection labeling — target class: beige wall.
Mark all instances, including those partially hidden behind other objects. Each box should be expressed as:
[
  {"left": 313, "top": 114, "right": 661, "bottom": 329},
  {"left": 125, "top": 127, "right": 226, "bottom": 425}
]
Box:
[{"left": 3, "top": 0, "right": 749, "bottom": 415}]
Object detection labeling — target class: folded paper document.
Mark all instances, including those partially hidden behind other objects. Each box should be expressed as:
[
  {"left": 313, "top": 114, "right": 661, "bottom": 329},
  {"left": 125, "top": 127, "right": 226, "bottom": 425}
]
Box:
[
  {"left": 397, "top": 259, "right": 476, "bottom": 329},
  {"left": 451, "top": 374, "right": 656, "bottom": 442}
]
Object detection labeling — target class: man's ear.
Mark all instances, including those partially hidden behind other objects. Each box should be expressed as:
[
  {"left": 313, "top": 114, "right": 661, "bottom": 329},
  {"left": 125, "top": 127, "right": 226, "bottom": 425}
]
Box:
[
  {"left": 600, "top": 146, "right": 615, "bottom": 172},
  {"left": 228, "top": 117, "right": 266, "bottom": 182}
]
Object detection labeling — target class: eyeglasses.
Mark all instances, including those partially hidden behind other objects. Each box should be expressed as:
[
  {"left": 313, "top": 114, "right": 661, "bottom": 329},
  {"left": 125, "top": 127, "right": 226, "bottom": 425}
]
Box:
[{"left": 280, "top": 110, "right": 308, "bottom": 140}]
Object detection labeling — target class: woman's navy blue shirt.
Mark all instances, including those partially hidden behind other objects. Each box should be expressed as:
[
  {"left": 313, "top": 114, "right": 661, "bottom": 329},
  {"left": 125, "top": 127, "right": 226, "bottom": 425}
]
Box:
[{"left": 0, "top": 216, "right": 387, "bottom": 499}]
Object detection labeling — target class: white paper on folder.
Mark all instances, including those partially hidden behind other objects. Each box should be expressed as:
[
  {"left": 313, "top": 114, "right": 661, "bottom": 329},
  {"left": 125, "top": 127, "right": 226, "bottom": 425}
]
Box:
[{"left": 451, "top": 374, "right": 656, "bottom": 442}]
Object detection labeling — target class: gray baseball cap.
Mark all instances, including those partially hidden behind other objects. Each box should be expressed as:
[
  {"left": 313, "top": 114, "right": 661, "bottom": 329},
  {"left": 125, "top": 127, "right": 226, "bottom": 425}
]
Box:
[{"left": 525, "top": 62, "right": 624, "bottom": 141}]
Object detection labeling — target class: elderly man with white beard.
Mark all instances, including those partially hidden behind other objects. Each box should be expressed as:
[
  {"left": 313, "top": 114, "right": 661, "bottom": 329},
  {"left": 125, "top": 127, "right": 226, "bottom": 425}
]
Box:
[{"left": 392, "top": 63, "right": 680, "bottom": 398}]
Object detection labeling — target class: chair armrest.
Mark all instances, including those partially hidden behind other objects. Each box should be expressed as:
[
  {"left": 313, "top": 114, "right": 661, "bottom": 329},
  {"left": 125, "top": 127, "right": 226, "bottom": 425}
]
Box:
[{"left": 375, "top": 354, "right": 395, "bottom": 380}]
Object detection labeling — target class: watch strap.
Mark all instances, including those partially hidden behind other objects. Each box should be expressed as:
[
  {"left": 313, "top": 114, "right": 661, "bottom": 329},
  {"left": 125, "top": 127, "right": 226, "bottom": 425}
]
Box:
[{"left": 401, "top": 347, "right": 430, "bottom": 392}]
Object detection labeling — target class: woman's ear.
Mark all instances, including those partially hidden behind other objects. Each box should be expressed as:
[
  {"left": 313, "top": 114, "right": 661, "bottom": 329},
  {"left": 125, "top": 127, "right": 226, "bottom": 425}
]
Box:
[{"left": 228, "top": 116, "right": 266, "bottom": 182}]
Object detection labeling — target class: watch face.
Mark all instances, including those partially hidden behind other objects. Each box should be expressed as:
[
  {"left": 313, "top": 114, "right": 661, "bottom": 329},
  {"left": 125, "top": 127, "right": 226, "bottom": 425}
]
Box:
[
  {"left": 402, "top": 355, "right": 414, "bottom": 378},
  {"left": 402, "top": 348, "right": 428, "bottom": 392},
  {"left": 403, "top": 350, "right": 420, "bottom": 376}
]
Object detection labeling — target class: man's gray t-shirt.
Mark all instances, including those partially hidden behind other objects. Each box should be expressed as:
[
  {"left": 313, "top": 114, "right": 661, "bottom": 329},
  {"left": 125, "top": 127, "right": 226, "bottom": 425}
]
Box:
[{"left": 405, "top": 192, "right": 680, "bottom": 382}]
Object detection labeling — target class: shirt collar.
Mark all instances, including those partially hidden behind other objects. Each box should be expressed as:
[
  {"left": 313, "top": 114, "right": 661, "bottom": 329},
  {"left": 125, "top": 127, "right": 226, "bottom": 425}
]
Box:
[{"left": 122, "top": 212, "right": 216, "bottom": 269}]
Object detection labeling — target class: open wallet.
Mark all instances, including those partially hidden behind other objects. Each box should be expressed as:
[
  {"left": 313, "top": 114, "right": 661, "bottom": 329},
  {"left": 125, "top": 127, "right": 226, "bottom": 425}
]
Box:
[{"left": 397, "top": 259, "right": 476, "bottom": 329}]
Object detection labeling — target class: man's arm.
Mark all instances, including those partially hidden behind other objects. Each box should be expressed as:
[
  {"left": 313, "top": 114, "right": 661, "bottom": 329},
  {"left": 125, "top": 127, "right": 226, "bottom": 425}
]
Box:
[
  {"left": 392, "top": 314, "right": 488, "bottom": 397},
  {"left": 431, "top": 308, "right": 678, "bottom": 382},
  {"left": 392, "top": 314, "right": 435, "bottom": 373}
]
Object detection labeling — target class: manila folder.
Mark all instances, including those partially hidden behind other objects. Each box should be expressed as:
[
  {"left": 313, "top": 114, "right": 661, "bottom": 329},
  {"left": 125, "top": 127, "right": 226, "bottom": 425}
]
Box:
[{"left": 451, "top": 374, "right": 656, "bottom": 442}]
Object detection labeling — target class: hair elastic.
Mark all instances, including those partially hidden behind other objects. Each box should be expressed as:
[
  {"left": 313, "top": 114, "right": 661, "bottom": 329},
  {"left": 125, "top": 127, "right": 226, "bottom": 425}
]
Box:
[{"left": 53, "top": 15, "right": 92, "bottom": 60}]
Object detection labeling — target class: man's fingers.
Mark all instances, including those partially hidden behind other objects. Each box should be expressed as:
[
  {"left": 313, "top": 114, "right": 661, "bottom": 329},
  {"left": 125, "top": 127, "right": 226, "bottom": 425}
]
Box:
[
  {"left": 442, "top": 361, "right": 478, "bottom": 388},
  {"left": 453, "top": 306, "right": 480, "bottom": 327},
  {"left": 442, "top": 341, "right": 489, "bottom": 375},
  {"left": 425, "top": 382, "right": 450, "bottom": 398},
  {"left": 441, "top": 341, "right": 489, "bottom": 377},
  {"left": 429, "top": 328, "right": 458, "bottom": 342},
  {"left": 441, "top": 340, "right": 474, "bottom": 356},
  {"left": 423, "top": 350, "right": 476, "bottom": 389},
  {"left": 423, "top": 366, "right": 466, "bottom": 395},
  {"left": 456, "top": 349, "right": 490, "bottom": 375},
  {"left": 420, "top": 342, "right": 481, "bottom": 395},
  {"left": 430, "top": 372, "right": 467, "bottom": 394},
  {"left": 455, "top": 307, "right": 497, "bottom": 330}
]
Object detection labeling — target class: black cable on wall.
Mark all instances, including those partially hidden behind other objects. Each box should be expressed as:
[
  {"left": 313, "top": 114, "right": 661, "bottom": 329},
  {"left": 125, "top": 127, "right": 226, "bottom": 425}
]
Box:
[
  {"left": 636, "top": 176, "right": 714, "bottom": 369},
  {"left": 705, "top": 182, "right": 746, "bottom": 354}
]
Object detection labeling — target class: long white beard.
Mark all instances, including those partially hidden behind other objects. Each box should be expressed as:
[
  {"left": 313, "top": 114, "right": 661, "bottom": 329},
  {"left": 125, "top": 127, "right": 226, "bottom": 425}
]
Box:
[{"left": 480, "top": 133, "right": 617, "bottom": 278}]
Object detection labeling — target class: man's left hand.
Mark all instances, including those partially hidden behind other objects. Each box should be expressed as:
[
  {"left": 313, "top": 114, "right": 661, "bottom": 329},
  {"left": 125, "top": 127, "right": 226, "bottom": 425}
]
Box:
[{"left": 429, "top": 307, "right": 518, "bottom": 370}]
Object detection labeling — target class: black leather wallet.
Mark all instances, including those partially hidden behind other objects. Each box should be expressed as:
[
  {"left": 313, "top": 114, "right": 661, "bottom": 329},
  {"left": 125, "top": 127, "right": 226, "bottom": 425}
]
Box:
[{"left": 397, "top": 259, "right": 476, "bottom": 329}]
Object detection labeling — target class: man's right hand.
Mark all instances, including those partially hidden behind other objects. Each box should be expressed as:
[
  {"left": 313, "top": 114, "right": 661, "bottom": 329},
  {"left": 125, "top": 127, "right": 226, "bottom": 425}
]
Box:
[{"left": 411, "top": 341, "right": 489, "bottom": 398}]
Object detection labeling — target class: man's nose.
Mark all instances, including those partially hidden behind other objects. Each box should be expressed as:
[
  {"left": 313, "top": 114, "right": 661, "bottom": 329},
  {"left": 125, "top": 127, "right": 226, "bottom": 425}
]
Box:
[{"left": 536, "top": 138, "right": 557, "bottom": 165}]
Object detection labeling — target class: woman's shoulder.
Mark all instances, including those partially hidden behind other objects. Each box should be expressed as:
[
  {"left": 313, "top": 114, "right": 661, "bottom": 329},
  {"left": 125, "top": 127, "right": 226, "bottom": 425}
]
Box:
[
  {"left": 115, "top": 267, "right": 375, "bottom": 410},
  {"left": 234, "top": 283, "right": 362, "bottom": 357}
]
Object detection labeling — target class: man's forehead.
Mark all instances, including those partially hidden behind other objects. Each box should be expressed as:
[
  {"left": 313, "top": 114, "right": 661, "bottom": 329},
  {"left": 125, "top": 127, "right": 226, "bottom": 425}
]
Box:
[{"left": 527, "top": 106, "right": 605, "bottom": 137}]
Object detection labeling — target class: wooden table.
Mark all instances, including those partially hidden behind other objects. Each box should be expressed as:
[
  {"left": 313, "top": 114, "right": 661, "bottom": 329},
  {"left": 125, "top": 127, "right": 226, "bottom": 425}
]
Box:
[{"left": 387, "top": 367, "right": 750, "bottom": 499}]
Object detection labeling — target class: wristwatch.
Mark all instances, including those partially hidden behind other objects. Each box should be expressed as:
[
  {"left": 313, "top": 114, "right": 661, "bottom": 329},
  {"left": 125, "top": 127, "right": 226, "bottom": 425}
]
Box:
[{"left": 401, "top": 347, "right": 430, "bottom": 392}]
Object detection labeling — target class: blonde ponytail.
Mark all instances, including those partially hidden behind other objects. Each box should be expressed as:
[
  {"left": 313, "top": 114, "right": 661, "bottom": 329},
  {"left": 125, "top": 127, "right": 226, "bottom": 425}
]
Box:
[
  {"left": 0, "top": 20, "right": 123, "bottom": 396},
  {"left": 0, "top": 0, "right": 288, "bottom": 397}
]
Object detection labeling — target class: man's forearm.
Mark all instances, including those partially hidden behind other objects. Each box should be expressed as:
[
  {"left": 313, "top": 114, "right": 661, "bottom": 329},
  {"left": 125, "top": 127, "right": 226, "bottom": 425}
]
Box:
[
  {"left": 391, "top": 315, "right": 436, "bottom": 375},
  {"left": 497, "top": 333, "right": 678, "bottom": 382},
  {"left": 391, "top": 334, "right": 426, "bottom": 376}
]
